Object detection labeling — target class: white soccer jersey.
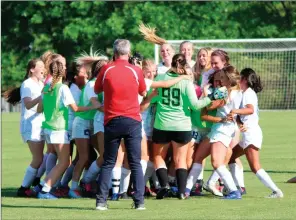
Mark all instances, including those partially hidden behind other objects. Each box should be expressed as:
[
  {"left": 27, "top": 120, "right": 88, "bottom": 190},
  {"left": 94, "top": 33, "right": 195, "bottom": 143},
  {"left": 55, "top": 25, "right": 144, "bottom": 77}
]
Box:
[
  {"left": 68, "top": 84, "right": 81, "bottom": 120},
  {"left": 240, "top": 88, "right": 259, "bottom": 128},
  {"left": 20, "top": 78, "right": 44, "bottom": 134},
  {"left": 200, "top": 69, "right": 215, "bottom": 89},
  {"left": 157, "top": 63, "right": 170, "bottom": 75}
]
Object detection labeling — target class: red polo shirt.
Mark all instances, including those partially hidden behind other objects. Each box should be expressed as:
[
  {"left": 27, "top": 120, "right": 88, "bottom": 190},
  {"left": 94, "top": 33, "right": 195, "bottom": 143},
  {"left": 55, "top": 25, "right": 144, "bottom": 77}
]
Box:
[{"left": 94, "top": 59, "right": 146, "bottom": 125}]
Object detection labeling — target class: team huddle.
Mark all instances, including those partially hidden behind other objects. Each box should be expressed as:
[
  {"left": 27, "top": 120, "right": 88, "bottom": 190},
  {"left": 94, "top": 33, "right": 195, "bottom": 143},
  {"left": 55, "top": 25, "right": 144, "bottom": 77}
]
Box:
[{"left": 4, "top": 39, "right": 283, "bottom": 210}]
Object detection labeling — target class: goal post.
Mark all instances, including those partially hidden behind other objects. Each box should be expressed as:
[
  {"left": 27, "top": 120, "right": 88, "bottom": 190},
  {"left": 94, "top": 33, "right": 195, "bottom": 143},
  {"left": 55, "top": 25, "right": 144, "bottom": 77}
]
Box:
[{"left": 154, "top": 38, "right": 296, "bottom": 110}]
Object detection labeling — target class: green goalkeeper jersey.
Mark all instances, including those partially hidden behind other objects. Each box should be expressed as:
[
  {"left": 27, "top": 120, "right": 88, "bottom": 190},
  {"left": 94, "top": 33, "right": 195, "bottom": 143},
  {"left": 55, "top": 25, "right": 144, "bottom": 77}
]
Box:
[{"left": 154, "top": 72, "right": 211, "bottom": 131}]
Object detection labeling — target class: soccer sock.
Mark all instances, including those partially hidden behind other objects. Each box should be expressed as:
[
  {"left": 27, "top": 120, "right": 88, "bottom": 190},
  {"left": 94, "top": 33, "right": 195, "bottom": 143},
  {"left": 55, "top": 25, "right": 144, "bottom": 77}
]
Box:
[
  {"left": 21, "top": 165, "right": 37, "bottom": 188},
  {"left": 36, "top": 153, "right": 49, "bottom": 178},
  {"left": 156, "top": 168, "right": 169, "bottom": 188},
  {"left": 111, "top": 166, "right": 121, "bottom": 194},
  {"left": 197, "top": 167, "right": 204, "bottom": 181},
  {"left": 144, "top": 161, "right": 154, "bottom": 185},
  {"left": 256, "top": 169, "right": 279, "bottom": 192},
  {"left": 71, "top": 181, "right": 79, "bottom": 190},
  {"left": 186, "top": 163, "right": 202, "bottom": 190},
  {"left": 84, "top": 161, "right": 100, "bottom": 183},
  {"left": 61, "top": 164, "right": 75, "bottom": 187},
  {"left": 176, "top": 168, "right": 188, "bottom": 194},
  {"left": 46, "top": 153, "right": 57, "bottom": 175},
  {"left": 229, "top": 163, "right": 245, "bottom": 188},
  {"left": 140, "top": 159, "right": 148, "bottom": 176},
  {"left": 216, "top": 165, "right": 237, "bottom": 192},
  {"left": 207, "top": 170, "right": 220, "bottom": 185},
  {"left": 151, "top": 171, "right": 160, "bottom": 189},
  {"left": 42, "top": 183, "right": 51, "bottom": 193},
  {"left": 81, "top": 169, "right": 89, "bottom": 183},
  {"left": 119, "top": 167, "right": 131, "bottom": 194}
]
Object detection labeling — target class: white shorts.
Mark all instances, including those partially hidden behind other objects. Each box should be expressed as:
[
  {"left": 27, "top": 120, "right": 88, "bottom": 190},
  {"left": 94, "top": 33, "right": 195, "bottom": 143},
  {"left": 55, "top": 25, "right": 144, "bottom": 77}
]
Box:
[
  {"left": 21, "top": 131, "right": 44, "bottom": 143},
  {"left": 208, "top": 123, "right": 236, "bottom": 148},
  {"left": 93, "top": 111, "right": 104, "bottom": 134},
  {"left": 20, "top": 116, "right": 44, "bottom": 143},
  {"left": 239, "top": 126, "right": 263, "bottom": 150},
  {"left": 43, "top": 129, "right": 70, "bottom": 144},
  {"left": 191, "top": 127, "right": 210, "bottom": 144},
  {"left": 72, "top": 117, "right": 93, "bottom": 139}
]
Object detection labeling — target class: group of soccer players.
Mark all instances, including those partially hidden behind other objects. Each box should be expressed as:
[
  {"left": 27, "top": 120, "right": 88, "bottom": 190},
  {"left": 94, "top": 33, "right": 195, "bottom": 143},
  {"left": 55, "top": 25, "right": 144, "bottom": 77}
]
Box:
[{"left": 4, "top": 40, "right": 284, "bottom": 202}]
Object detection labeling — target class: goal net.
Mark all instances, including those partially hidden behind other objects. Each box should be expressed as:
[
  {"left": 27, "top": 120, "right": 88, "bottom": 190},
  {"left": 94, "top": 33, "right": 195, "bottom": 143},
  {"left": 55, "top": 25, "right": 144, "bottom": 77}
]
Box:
[{"left": 154, "top": 39, "right": 296, "bottom": 110}]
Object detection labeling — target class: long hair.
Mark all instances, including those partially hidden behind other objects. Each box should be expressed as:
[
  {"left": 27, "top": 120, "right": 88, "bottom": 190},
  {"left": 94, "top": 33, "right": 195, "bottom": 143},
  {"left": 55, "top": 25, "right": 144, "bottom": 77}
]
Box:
[
  {"left": 211, "top": 49, "right": 230, "bottom": 66},
  {"left": 46, "top": 60, "right": 65, "bottom": 93},
  {"left": 169, "top": 54, "right": 188, "bottom": 75},
  {"left": 240, "top": 68, "right": 263, "bottom": 93},
  {"left": 194, "top": 47, "right": 213, "bottom": 83},
  {"left": 3, "top": 58, "right": 42, "bottom": 105},
  {"left": 66, "top": 62, "right": 85, "bottom": 88},
  {"left": 221, "top": 65, "right": 240, "bottom": 90}
]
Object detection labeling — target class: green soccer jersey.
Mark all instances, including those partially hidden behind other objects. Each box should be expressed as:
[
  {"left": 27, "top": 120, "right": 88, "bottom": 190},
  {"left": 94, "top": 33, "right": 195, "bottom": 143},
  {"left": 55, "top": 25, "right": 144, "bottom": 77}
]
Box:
[
  {"left": 191, "top": 109, "right": 217, "bottom": 129},
  {"left": 42, "top": 83, "right": 68, "bottom": 131},
  {"left": 154, "top": 72, "right": 211, "bottom": 131}
]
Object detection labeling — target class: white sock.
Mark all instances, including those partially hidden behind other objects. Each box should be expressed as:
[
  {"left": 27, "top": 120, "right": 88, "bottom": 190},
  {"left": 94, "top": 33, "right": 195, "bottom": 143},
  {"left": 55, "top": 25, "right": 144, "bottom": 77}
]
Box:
[
  {"left": 84, "top": 161, "right": 100, "bottom": 183},
  {"left": 140, "top": 160, "right": 148, "bottom": 176},
  {"left": 207, "top": 170, "right": 220, "bottom": 185},
  {"left": 197, "top": 168, "right": 204, "bottom": 180},
  {"left": 119, "top": 167, "right": 131, "bottom": 194},
  {"left": 144, "top": 161, "right": 154, "bottom": 184},
  {"left": 229, "top": 163, "right": 245, "bottom": 188},
  {"left": 112, "top": 167, "right": 121, "bottom": 194},
  {"left": 61, "top": 164, "right": 75, "bottom": 187},
  {"left": 46, "top": 153, "right": 57, "bottom": 175},
  {"left": 36, "top": 153, "right": 49, "bottom": 178},
  {"left": 42, "top": 183, "right": 51, "bottom": 193},
  {"left": 256, "top": 169, "right": 279, "bottom": 192},
  {"left": 151, "top": 171, "right": 160, "bottom": 189},
  {"left": 216, "top": 165, "right": 237, "bottom": 192},
  {"left": 81, "top": 169, "right": 89, "bottom": 182},
  {"left": 21, "top": 165, "right": 37, "bottom": 188},
  {"left": 186, "top": 163, "right": 202, "bottom": 190},
  {"left": 71, "top": 181, "right": 79, "bottom": 190}
]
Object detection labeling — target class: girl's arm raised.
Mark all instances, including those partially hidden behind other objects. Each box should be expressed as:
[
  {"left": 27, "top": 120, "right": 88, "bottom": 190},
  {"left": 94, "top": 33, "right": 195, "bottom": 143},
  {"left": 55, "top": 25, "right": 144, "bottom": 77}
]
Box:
[{"left": 151, "top": 75, "right": 190, "bottom": 88}]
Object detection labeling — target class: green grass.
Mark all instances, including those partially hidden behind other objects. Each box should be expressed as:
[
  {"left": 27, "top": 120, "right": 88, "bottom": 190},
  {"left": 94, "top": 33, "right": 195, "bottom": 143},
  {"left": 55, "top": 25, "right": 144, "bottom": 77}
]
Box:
[{"left": 2, "top": 112, "right": 296, "bottom": 220}]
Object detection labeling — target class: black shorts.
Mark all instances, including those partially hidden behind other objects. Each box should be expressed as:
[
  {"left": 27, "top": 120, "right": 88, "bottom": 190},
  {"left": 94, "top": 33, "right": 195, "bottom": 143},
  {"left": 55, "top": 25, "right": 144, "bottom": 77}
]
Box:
[{"left": 152, "top": 128, "right": 192, "bottom": 144}]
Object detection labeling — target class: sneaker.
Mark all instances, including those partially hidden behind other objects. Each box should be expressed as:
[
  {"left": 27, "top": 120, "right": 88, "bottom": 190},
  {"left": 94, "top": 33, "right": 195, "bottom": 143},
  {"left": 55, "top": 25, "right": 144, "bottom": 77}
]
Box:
[
  {"left": 120, "top": 192, "right": 132, "bottom": 200},
  {"left": 266, "top": 190, "right": 284, "bottom": 199},
  {"left": 203, "top": 182, "right": 223, "bottom": 197},
  {"left": 96, "top": 202, "right": 108, "bottom": 211},
  {"left": 68, "top": 189, "right": 82, "bottom": 199},
  {"left": 37, "top": 191, "right": 58, "bottom": 199},
  {"left": 132, "top": 203, "right": 146, "bottom": 210},
  {"left": 156, "top": 186, "right": 170, "bottom": 200},
  {"left": 111, "top": 193, "right": 120, "bottom": 201},
  {"left": 17, "top": 187, "right": 33, "bottom": 197},
  {"left": 222, "top": 190, "right": 242, "bottom": 200}
]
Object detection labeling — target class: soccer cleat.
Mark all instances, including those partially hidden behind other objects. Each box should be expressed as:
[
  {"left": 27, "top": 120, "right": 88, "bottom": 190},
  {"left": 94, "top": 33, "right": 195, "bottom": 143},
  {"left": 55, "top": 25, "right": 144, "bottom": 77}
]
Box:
[
  {"left": 132, "top": 203, "right": 146, "bottom": 210},
  {"left": 31, "top": 184, "right": 42, "bottom": 197},
  {"left": 96, "top": 202, "right": 108, "bottom": 211},
  {"left": 111, "top": 193, "right": 120, "bottom": 201},
  {"left": 120, "top": 192, "right": 132, "bottom": 200},
  {"left": 52, "top": 186, "right": 69, "bottom": 198},
  {"left": 81, "top": 183, "right": 93, "bottom": 198},
  {"left": 17, "top": 187, "right": 33, "bottom": 197},
  {"left": 266, "top": 190, "right": 284, "bottom": 199},
  {"left": 156, "top": 186, "right": 170, "bottom": 200},
  {"left": 222, "top": 190, "right": 242, "bottom": 200},
  {"left": 239, "top": 187, "right": 247, "bottom": 195},
  {"left": 68, "top": 189, "right": 83, "bottom": 199},
  {"left": 203, "top": 183, "right": 223, "bottom": 197},
  {"left": 178, "top": 193, "right": 186, "bottom": 200},
  {"left": 37, "top": 192, "right": 58, "bottom": 199}
]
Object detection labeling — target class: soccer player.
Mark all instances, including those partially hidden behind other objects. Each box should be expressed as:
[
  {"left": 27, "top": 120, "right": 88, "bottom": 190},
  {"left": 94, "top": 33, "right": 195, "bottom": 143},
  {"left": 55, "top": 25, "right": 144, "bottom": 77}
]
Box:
[
  {"left": 193, "top": 47, "right": 213, "bottom": 86},
  {"left": 35, "top": 58, "right": 100, "bottom": 199},
  {"left": 179, "top": 41, "right": 195, "bottom": 68},
  {"left": 186, "top": 66, "right": 243, "bottom": 199},
  {"left": 157, "top": 44, "right": 175, "bottom": 75},
  {"left": 152, "top": 54, "right": 212, "bottom": 200},
  {"left": 228, "top": 68, "right": 284, "bottom": 198},
  {"left": 4, "top": 58, "right": 45, "bottom": 197}
]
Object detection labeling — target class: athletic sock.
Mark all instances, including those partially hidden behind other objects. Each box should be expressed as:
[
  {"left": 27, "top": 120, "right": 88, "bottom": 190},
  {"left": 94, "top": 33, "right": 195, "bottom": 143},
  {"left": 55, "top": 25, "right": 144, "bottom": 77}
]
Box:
[
  {"left": 111, "top": 167, "right": 121, "bottom": 194},
  {"left": 216, "top": 165, "right": 237, "bottom": 192},
  {"left": 61, "top": 164, "right": 75, "bottom": 187},
  {"left": 156, "top": 168, "right": 168, "bottom": 188},
  {"left": 42, "top": 183, "right": 52, "bottom": 193},
  {"left": 36, "top": 153, "right": 49, "bottom": 178},
  {"left": 144, "top": 161, "right": 154, "bottom": 185},
  {"left": 119, "top": 167, "right": 131, "bottom": 194},
  {"left": 229, "top": 163, "right": 245, "bottom": 188},
  {"left": 207, "top": 170, "right": 220, "bottom": 185},
  {"left": 186, "top": 163, "right": 202, "bottom": 190},
  {"left": 84, "top": 161, "right": 100, "bottom": 183},
  {"left": 21, "top": 165, "right": 37, "bottom": 188},
  {"left": 140, "top": 159, "right": 148, "bottom": 176},
  {"left": 71, "top": 181, "right": 79, "bottom": 190},
  {"left": 46, "top": 153, "right": 57, "bottom": 175},
  {"left": 81, "top": 169, "right": 89, "bottom": 183},
  {"left": 197, "top": 167, "right": 204, "bottom": 181},
  {"left": 256, "top": 169, "right": 279, "bottom": 192},
  {"left": 176, "top": 168, "right": 187, "bottom": 194},
  {"left": 151, "top": 171, "right": 160, "bottom": 189}
]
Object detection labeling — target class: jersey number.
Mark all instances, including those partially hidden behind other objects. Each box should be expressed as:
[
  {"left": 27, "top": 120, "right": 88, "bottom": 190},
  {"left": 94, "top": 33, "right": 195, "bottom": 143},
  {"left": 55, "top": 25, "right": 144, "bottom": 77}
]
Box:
[{"left": 162, "top": 88, "right": 181, "bottom": 106}]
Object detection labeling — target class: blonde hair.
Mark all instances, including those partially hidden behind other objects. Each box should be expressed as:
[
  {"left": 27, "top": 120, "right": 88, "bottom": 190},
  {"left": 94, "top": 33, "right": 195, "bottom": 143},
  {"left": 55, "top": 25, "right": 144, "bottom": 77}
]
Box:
[
  {"left": 41, "top": 51, "right": 64, "bottom": 79},
  {"left": 221, "top": 65, "right": 240, "bottom": 90},
  {"left": 194, "top": 47, "right": 213, "bottom": 82},
  {"left": 142, "top": 59, "right": 155, "bottom": 71},
  {"left": 47, "top": 60, "right": 65, "bottom": 92}
]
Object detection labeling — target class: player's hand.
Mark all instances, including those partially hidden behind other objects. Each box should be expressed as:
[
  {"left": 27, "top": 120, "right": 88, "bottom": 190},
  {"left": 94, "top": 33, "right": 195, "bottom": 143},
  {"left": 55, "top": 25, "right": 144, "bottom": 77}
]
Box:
[
  {"left": 226, "top": 112, "right": 234, "bottom": 121},
  {"left": 239, "top": 124, "right": 247, "bottom": 132},
  {"left": 203, "top": 84, "right": 211, "bottom": 97}
]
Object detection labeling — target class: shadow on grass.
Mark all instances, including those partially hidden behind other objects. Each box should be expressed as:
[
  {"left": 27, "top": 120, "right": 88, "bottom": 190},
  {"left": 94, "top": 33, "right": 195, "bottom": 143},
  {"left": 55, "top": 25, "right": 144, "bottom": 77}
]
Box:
[{"left": 1, "top": 187, "right": 18, "bottom": 198}]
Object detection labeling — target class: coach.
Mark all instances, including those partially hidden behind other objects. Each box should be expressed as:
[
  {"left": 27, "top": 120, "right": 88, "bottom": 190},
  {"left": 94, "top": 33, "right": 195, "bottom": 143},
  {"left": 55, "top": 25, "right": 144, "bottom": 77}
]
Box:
[{"left": 94, "top": 39, "right": 146, "bottom": 210}]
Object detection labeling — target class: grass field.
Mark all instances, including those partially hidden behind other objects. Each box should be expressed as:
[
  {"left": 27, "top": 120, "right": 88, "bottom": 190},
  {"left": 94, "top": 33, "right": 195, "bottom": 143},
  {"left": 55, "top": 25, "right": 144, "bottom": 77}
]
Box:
[{"left": 1, "top": 112, "right": 296, "bottom": 220}]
